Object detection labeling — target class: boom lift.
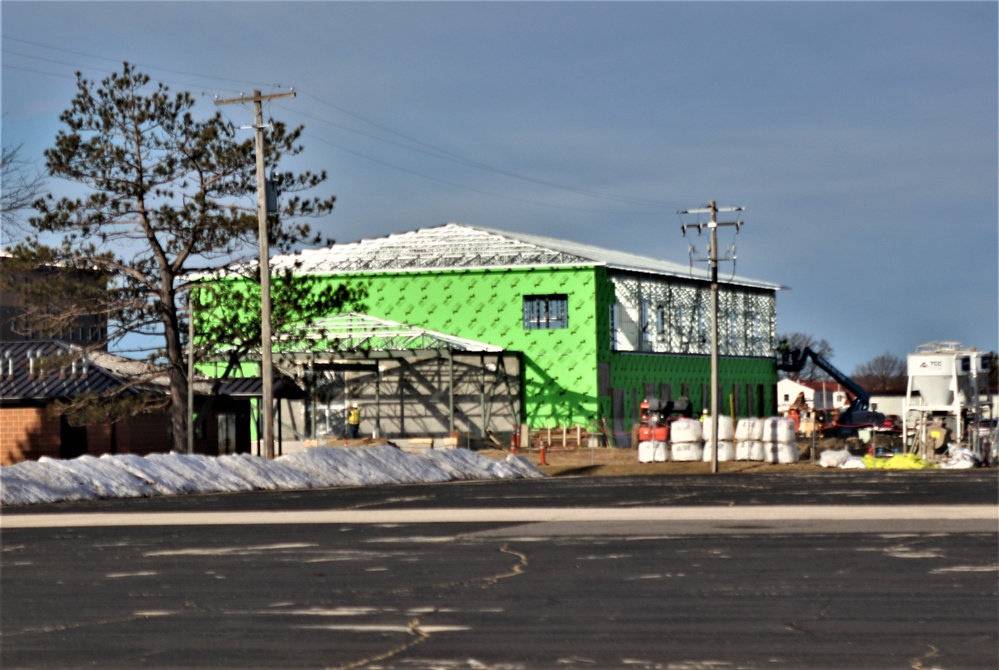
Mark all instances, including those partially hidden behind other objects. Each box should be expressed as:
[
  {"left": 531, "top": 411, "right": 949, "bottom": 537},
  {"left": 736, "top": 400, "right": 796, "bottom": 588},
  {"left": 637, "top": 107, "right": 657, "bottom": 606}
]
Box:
[{"left": 777, "top": 346, "right": 884, "bottom": 435}]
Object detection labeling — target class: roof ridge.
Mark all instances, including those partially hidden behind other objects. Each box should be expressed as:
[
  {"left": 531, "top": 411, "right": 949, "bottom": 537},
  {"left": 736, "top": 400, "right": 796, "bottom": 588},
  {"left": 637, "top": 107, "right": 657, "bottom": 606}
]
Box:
[{"left": 271, "top": 223, "right": 780, "bottom": 289}]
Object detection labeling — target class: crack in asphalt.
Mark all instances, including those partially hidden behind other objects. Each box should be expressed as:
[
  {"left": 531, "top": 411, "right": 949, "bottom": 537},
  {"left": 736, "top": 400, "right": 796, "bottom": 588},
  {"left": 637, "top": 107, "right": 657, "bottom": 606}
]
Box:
[
  {"left": 383, "top": 542, "right": 528, "bottom": 595},
  {"left": 327, "top": 616, "right": 430, "bottom": 670},
  {"left": 909, "top": 643, "right": 942, "bottom": 670},
  {"left": 330, "top": 543, "right": 528, "bottom": 669}
]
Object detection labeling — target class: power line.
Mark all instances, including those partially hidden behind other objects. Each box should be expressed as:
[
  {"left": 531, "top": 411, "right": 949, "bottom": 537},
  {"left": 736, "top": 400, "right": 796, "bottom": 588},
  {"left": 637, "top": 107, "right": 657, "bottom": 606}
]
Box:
[
  {"left": 5, "top": 36, "right": 689, "bottom": 215},
  {"left": 3, "top": 37, "right": 281, "bottom": 92},
  {"left": 295, "top": 92, "right": 684, "bottom": 210},
  {"left": 304, "top": 132, "right": 664, "bottom": 215}
]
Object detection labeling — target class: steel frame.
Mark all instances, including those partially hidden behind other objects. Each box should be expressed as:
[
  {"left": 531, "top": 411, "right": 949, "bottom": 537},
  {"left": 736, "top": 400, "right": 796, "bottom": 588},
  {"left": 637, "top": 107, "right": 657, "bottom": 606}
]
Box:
[{"left": 610, "top": 273, "right": 776, "bottom": 357}]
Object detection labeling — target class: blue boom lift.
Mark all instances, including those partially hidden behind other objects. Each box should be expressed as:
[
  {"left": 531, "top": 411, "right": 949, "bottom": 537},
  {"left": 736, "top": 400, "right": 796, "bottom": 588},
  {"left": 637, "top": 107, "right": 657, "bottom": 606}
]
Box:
[{"left": 777, "top": 346, "right": 884, "bottom": 435}]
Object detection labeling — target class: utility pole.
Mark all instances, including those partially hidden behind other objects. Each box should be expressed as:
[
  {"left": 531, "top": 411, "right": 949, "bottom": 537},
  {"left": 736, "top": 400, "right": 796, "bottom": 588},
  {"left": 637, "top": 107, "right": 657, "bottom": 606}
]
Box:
[
  {"left": 680, "top": 200, "right": 745, "bottom": 474},
  {"left": 215, "top": 89, "right": 296, "bottom": 458},
  {"left": 187, "top": 295, "right": 195, "bottom": 455}
]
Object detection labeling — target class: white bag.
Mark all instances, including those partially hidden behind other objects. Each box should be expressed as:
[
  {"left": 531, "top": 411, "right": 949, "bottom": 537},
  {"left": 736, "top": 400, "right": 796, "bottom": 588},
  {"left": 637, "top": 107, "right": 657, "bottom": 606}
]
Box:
[
  {"left": 735, "top": 440, "right": 752, "bottom": 461},
  {"left": 762, "top": 417, "right": 796, "bottom": 445},
  {"left": 776, "top": 442, "right": 798, "bottom": 464},
  {"left": 819, "top": 449, "right": 850, "bottom": 468},
  {"left": 735, "top": 418, "right": 756, "bottom": 442},
  {"left": 671, "top": 441, "right": 703, "bottom": 462},
  {"left": 701, "top": 440, "right": 735, "bottom": 462},
  {"left": 638, "top": 441, "right": 668, "bottom": 463},
  {"left": 670, "top": 418, "right": 702, "bottom": 444},
  {"left": 701, "top": 415, "right": 734, "bottom": 442}
]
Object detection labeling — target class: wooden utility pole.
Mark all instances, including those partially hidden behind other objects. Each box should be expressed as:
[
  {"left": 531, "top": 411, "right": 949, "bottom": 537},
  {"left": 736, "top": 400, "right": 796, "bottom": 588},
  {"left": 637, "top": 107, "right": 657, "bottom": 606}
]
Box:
[
  {"left": 215, "top": 89, "right": 296, "bottom": 458},
  {"left": 681, "top": 201, "right": 745, "bottom": 473}
]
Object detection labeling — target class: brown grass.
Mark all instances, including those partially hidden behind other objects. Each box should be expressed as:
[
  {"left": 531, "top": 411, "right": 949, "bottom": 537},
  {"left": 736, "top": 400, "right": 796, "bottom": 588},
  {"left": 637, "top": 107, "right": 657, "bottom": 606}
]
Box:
[{"left": 481, "top": 446, "right": 828, "bottom": 477}]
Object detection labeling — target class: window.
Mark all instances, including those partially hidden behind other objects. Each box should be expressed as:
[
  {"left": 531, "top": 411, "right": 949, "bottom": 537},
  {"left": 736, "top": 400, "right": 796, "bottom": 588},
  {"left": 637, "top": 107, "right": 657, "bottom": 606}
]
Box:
[{"left": 523, "top": 294, "right": 568, "bottom": 330}]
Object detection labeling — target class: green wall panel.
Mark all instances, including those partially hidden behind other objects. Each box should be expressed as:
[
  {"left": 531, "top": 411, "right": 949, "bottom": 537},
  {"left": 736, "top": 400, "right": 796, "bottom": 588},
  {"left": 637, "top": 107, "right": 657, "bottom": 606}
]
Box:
[
  {"left": 607, "top": 353, "right": 777, "bottom": 426},
  {"left": 323, "top": 267, "right": 605, "bottom": 428},
  {"left": 213, "top": 263, "right": 779, "bottom": 433}
]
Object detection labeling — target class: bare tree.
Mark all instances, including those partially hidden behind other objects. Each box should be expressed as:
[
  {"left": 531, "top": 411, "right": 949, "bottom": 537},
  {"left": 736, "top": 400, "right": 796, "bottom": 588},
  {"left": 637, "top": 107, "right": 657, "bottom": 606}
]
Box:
[
  {"left": 1, "top": 143, "right": 46, "bottom": 242},
  {"left": 852, "top": 351, "right": 907, "bottom": 391},
  {"left": 777, "top": 331, "right": 835, "bottom": 381}
]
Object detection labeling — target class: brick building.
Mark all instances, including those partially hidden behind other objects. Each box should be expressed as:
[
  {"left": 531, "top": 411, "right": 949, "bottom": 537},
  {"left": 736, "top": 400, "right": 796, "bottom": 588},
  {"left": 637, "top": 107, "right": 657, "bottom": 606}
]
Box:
[{"left": 0, "top": 341, "right": 253, "bottom": 465}]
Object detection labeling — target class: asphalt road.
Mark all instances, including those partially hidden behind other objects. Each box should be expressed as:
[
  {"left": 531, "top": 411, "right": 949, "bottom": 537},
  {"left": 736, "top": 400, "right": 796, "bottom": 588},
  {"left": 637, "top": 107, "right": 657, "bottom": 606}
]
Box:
[{"left": 2, "top": 471, "right": 997, "bottom": 669}]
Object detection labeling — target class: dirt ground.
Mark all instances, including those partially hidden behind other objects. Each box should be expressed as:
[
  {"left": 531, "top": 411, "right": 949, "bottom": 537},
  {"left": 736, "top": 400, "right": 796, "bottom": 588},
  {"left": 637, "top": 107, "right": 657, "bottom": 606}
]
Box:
[{"left": 486, "top": 435, "right": 903, "bottom": 477}]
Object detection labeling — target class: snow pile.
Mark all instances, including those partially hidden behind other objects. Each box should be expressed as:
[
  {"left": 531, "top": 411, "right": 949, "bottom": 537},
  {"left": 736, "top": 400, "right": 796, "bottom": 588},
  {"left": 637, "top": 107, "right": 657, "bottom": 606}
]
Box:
[{"left": 0, "top": 446, "right": 545, "bottom": 507}]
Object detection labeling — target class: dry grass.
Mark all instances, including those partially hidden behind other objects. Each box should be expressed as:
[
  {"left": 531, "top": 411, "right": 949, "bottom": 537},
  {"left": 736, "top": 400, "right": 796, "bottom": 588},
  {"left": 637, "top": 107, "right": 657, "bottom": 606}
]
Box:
[{"left": 481, "top": 446, "right": 828, "bottom": 477}]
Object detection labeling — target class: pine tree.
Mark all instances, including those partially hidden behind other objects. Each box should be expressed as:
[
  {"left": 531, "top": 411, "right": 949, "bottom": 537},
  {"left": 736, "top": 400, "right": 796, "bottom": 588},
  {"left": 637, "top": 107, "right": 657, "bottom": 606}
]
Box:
[{"left": 9, "top": 64, "right": 362, "bottom": 452}]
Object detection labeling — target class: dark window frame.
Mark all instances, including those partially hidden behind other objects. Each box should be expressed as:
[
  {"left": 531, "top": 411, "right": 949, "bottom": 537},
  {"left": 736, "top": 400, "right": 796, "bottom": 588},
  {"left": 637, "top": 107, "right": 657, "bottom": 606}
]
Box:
[{"left": 523, "top": 294, "right": 569, "bottom": 330}]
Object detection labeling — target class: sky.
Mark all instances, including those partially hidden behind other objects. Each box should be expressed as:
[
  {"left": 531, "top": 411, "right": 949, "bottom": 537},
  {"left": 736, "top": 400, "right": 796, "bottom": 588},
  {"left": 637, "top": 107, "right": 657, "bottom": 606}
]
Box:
[{"left": 2, "top": 1, "right": 996, "bottom": 374}]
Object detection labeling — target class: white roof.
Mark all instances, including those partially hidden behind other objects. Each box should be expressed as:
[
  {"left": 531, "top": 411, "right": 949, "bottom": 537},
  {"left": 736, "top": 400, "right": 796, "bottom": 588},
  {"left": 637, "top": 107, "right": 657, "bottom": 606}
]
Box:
[
  {"left": 284, "top": 312, "right": 503, "bottom": 352},
  {"left": 271, "top": 223, "right": 780, "bottom": 290}
]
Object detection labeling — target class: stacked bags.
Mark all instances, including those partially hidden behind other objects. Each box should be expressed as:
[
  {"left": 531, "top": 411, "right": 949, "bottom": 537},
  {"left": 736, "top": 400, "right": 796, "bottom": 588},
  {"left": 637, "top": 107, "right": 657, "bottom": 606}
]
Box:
[
  {"left": 735, "top": 418, "right": 765, "bottom": 461},
  {"left": 762, "top": 417, "right": 798, "bottom": 463},
  {"left": 670, "top": 418, "right": 703, "bottom": 461},
  {"left": 735, "top": 417, "right": 797, "bottom": 462},
  {"left": 701, "top": 415, "right": 735, "bottom": 461}
]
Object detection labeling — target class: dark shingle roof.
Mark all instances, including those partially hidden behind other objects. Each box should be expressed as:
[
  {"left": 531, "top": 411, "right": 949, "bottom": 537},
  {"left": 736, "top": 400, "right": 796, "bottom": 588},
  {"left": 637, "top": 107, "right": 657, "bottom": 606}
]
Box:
[{"left": 0, "top": 341, "right": 129, "bottom": 401}]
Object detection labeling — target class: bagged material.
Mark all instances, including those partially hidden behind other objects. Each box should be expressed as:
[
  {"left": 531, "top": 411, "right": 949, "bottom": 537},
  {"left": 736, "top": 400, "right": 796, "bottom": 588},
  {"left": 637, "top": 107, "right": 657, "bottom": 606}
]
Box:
[
  {"left": 735, "top": 440, "right": 752, "bottom": 461},
  {"left": 670, "top": 418, "right": 702, "bottom": 444},
  {"left": 638, "top": 441, "right": 669, "bottom": 463},
  {"left": 819, "top": 449, "right": 851, "bottom": 468},
  {"left": 776, "top": 442, "right": 798, "bottom": 464},
  {"left": 762, "top": 417, "right": 796, "bottom": 445},
  {"left": 735, "top": 418, "right": 765, "bottom": 442},
  {"left": 671, "top": 441, "right": 703, "bottom": 462},
  {"left": 748, "top": 441, "right": 766, "bottom": 461},
  {"left": 702, "top": 416, "right": 734, "bottom": 442},
  {"left": 701, "top": 440, "right": 735, "bottom": 462}
]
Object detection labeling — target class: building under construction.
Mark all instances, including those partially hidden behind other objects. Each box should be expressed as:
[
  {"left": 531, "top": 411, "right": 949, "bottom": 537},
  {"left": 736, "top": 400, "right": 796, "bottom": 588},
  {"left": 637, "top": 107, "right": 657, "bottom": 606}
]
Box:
[{"left": 226, "top": 223, "right": 782, "bottom": 445}]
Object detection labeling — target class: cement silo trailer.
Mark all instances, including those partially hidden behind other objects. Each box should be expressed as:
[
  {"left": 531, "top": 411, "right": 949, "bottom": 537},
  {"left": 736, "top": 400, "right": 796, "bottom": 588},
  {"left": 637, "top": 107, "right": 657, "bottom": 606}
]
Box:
[{"left": 903, "top": 342, "right": 994, "bottom": 462}]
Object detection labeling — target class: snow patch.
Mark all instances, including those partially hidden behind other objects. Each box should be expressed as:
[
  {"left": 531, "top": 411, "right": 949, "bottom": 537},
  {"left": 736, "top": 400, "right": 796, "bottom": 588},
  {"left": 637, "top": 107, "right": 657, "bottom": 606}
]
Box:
[{"left": 1, "top": 446, "right": 545, "bottom": 506}]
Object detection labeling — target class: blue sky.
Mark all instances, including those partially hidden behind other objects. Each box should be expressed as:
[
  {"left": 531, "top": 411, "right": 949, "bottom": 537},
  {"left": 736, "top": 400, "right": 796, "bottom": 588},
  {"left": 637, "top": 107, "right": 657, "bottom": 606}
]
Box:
[{"left": 3, "top": 1, "right": 996, "bottom": 373}]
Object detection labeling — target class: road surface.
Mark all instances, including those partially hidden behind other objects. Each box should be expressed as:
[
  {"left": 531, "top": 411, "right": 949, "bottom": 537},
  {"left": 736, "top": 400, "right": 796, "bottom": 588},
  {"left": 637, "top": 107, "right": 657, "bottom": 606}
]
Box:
[{"left": 2, "top": 471, "right": 997, "bottom": 669}]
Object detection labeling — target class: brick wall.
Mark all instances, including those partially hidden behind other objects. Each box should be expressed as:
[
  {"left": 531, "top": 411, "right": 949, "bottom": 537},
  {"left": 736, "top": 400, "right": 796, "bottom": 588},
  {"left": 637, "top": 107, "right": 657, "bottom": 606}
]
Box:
[
  {"left": 0, "top": 406, "right": 61, "bottom": 465},
  {"left": 1, "top": 400, "right": 251, "bottom": 465},
  {"left": 114, "top": 414, "right": 172, "bottom": 456}
]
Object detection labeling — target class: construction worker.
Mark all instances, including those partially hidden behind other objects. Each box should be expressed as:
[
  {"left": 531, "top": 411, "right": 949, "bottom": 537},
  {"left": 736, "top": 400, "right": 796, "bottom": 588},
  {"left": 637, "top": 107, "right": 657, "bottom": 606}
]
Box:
[
  {"left": 347, "top": 404, "right": 361, "bottom": 439},
  {"left": 700, "top": 408, "right": 709, "bottom": 423},
  {"left": 778, "top": 339, "right": 791, "bottom": 365}
]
